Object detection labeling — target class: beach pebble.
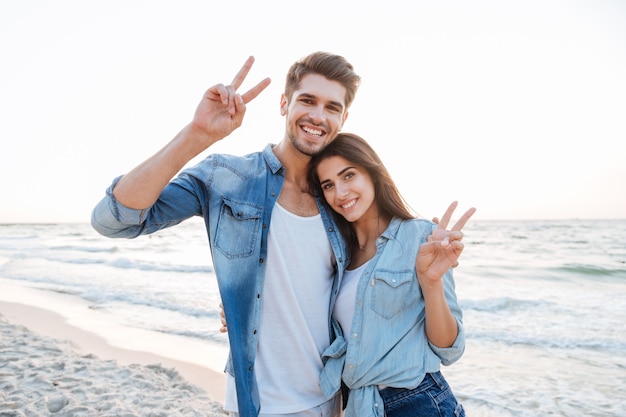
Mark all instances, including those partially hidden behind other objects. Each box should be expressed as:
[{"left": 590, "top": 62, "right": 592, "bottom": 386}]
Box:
[{"left": 46, "top": 394, "right": 68, "bottom": 412}]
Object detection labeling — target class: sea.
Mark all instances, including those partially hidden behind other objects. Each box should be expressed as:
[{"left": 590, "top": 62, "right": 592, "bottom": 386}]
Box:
[{"left": 0, "top": 218, "right": 624, "bottom": 417}]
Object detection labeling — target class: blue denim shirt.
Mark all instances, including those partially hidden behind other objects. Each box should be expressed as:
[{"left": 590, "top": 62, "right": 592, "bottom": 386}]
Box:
[
  {"left": 319, "top": 217, "right": 465, "bottom": 417},
  {"left": 91, "top": 144, "right": 347, "bottom": 417}
]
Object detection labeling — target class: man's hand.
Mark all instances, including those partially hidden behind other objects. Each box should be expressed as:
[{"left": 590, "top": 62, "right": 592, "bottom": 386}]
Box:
[
  {"left": 111, "top": 57, "right": 271, "bottom": 210},
  {"left": 190, "top": 56, "right": 271, "bottom": 146}
]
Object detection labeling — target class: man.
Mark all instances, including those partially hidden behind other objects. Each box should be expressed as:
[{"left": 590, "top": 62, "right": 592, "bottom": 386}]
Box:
[{"left": 91, "top": 52, "right": 361, "bottom": 417}]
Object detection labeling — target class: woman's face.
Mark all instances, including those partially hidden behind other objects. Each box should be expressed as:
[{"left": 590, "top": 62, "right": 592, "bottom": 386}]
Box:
[{"left": 316, "top": 155, "right": 377, "bottom": 223}]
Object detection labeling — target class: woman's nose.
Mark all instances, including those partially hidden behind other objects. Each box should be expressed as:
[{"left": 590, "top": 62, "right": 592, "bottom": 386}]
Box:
[{"left": 336, "top": 182, "right": 349, "bottom": 197}]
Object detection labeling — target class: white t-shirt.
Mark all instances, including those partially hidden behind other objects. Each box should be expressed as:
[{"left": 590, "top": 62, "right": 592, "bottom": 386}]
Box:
[
  {"left": 224, "top": 202, "right": 334, "bottom": 414},
  {"left": 332, "top": 261, "right": 369, "bottom": 336}
]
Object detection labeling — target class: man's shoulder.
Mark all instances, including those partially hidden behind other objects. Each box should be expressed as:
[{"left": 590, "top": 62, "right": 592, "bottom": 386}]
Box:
[{"left": 186, "top": 148, "right": 269, "bottom": 178}]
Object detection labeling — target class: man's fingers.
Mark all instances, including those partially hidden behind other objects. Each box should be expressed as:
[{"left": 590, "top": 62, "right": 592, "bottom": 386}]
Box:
[
  {"left": 224, "top": 56, "right": 271, "bottom": 105},
  {"left": 231, "top": 56, "right": 256, "bottom": 90},
  {"left": 241, "top": 77, "right": 271, "bottom": 104}
]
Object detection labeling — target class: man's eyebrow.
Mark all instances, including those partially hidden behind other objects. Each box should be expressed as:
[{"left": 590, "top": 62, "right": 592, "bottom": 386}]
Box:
[{"left": 298, "top": 93, "right": 344, "bottom": 111}]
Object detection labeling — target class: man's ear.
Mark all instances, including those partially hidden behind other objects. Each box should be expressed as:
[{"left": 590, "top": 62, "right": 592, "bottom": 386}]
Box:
[
  {"left": 340, "top": 110, "right": 349, "bottom": 128},
  {"left": 280, "top": 94, "right": 287, "bottom": 116}
]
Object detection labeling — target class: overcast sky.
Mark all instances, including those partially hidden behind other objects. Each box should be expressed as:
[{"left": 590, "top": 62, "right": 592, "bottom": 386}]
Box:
[{"left": 1, "top": 0, "right": 625, "bottom": 223}]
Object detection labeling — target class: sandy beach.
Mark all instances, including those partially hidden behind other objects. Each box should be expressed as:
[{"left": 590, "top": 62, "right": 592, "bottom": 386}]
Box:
[{"left": 0, "top": 280, "right": 228, "bottom": 416}]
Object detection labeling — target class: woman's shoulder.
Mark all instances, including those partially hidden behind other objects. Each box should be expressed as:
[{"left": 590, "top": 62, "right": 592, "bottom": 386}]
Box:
[
  {"left": 386, "top": 217, "right": 436, "bottom": 244},
  {"left": 398, "top": 217, "right": 436, "bottom": 232}
]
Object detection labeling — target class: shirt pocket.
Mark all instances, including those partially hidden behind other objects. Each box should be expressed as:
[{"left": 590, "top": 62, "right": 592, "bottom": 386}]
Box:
[
  {"left": 215, "top": 198, "right": 262, "bottom": 258},
  {"left": 370, "top": 270, "right": 416, "bottom": 319}
]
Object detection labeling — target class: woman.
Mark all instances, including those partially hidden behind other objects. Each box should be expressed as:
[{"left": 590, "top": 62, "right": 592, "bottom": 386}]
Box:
[{"left": 308, "top": 133, "right": 475, "bottom": 417}]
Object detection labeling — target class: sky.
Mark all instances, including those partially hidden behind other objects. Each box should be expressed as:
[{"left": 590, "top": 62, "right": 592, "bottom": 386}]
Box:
[{"left": 1, "top": 0, "right": 625, "bottom": 223}]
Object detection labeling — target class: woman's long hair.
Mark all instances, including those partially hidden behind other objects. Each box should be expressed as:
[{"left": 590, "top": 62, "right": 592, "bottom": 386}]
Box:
[{"left": 308, "top": 132, "right": 417, "bottom": 257}]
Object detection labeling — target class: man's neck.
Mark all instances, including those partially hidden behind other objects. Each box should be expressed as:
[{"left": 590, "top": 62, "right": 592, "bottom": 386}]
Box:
[
  {"left": 272, "top": 140, "right": 311, "bottom": 188},
  {"left": 272, "top": 140, "right": 318, "bottom": 216}
]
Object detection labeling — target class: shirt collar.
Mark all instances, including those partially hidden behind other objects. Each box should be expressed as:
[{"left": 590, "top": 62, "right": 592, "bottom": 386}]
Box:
[{"left": 262, "top": 143, "right": 284, "bottom": 174}]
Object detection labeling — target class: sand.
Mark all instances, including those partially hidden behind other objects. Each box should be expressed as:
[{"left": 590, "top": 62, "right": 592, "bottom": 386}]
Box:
[{"left": 0, "top": 279, "right": 229, "bottom": 416}]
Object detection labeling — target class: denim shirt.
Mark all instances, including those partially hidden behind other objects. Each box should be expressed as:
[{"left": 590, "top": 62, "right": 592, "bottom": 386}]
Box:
[
  {"left": 91, "top": 144, "right": 347, "bottom": 417},
  {"left": 319, "top": 217, "right": 465, "bottom": 417}
]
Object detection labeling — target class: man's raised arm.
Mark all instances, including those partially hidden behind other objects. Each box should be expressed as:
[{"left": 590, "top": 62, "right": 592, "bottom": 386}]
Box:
[{"left": 112, "top": 56, "right": 271, "bottom": 209}]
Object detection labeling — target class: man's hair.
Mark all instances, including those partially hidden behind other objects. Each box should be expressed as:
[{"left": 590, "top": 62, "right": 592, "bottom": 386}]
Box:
[{"left": 285, "top": 52, "right": 361, "bottom": 110}]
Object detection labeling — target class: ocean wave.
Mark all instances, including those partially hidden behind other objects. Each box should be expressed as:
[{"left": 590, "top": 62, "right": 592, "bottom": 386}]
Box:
[
  {"left": 468, "top": 330, "right": 626, "bottom": 352},
  {"left": 1, "top": 249, "right": 213, "bottom": 275},
  {"left": 50, "top": 244, "right": 118, "bottom": 254},
  {"left": 557, "top": 263, "right": 626, "bottom": 278},
  {"left": 461, "top": 297, "right": 550, "bottom": 312},
  {"left": 107, "top": 257, "right": 213, "bottom": 274},
  {"left": 84, "top": 291, "right": 215, "bottom": 319}
]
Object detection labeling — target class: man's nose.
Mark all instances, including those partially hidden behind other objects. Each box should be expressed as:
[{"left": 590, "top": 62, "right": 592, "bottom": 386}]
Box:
[{"left": 309, "top": 105, "right": 326, "bottom": 123}]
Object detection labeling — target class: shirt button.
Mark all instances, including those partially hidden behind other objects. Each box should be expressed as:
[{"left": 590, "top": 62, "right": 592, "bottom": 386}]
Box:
[{"left": 370, "top": 279, "right": 375, "bottom": 286}]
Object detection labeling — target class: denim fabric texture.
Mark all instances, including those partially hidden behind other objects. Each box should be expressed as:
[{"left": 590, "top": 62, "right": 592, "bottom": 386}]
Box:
[
  {"left": 91, "top": 144, "right": 347, "bottom": 417},
  {"left": 320, "top": 218, "right": 465, "bottom": 417},
  {"left": 379, "top": 372, "right": 465, "bottom": 417}
]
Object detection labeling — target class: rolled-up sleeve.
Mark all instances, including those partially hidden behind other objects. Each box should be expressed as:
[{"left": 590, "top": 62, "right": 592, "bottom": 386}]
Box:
[
  {"left": 90, "top": 176, "right": 147, "bottom": 238},
  {"left": 429, "top": 318, "right": 465, "bottom": 365}
]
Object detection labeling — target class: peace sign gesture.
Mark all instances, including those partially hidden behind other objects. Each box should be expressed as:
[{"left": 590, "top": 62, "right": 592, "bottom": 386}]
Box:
[
  {"left": 416, "top": 201, "right": 476, "bottom": 288},
  {"left": 190, "top": 56, "right": 271, "bottom": 148}
]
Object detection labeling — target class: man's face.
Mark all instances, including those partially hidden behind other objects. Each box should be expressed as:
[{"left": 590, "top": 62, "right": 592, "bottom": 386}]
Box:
[{"left": 281, "top": 73, "right": 349, "bottom": 157}]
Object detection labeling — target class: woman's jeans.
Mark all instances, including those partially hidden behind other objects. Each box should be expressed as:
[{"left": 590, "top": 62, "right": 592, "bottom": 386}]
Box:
[{"left": 378, "top": 372, "right": 465, "bottom": 417}]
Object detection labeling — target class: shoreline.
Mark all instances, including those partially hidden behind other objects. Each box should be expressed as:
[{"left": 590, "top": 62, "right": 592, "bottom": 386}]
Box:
[{"left": 0, "top": 278, "right": 227, "bottom": 404}]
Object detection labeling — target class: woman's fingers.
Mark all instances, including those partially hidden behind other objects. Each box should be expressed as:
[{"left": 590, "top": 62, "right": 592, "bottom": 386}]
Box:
[{"left": 451, "top": 207, "right": 477, "bottom": 231}]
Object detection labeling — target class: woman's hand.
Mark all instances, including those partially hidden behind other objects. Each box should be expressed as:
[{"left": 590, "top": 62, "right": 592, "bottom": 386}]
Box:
[
  {"left": 219, "top": 302, "right": 228, "bottom": 333},
  {"left": 417, "top": 201, "right": 476, "bottom": 287}
]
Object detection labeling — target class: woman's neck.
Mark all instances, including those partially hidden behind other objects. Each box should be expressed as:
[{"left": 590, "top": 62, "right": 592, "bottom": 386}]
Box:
[{"left": 350, "top": 214, "right": 390, "bottom": 268}]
